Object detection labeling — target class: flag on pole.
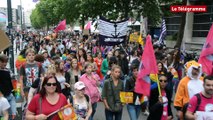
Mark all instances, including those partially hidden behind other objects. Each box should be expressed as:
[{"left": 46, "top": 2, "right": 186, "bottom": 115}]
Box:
[
  {"left": 54, "top": 19, "right": 66, "bottom": 33},
  {"left": 85, "top": 21, "right": 92, "bottom": 30},
  {"left": 134, "top": 35, "right": 158, "bottom": 96},
  {"left": 198, "top": 24, "right": 213, "bottom": 75},
  {"left": 155, "top": 18, "right": 167, "bottom": 45}
]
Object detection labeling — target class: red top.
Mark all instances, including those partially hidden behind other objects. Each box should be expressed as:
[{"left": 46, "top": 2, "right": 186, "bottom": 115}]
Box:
[
  {"left": 28, "top": 93, "right": 68, "bottom": 120},
  {"left": 94, "top": 57, "right": 103, "bottom": 79}
]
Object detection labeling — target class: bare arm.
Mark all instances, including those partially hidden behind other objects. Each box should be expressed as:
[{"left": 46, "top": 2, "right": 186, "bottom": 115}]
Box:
[
  {"left": 19, "top": 75, "right": 25, "bottom": 97},
  {"left": 3, "top": 110, "right": 9, "bottom": 120},
  {"left": 27, "top": 88, "right": 36, "bottom": 105},
  {"left": 185, "top": 111, "right": 195, "bottom": 120},
  {"left": 26, "top": 110, "right": 47, "bottom": 120},
  {"left": 85, "top": 101, "right": 92, "bottom": 120}
]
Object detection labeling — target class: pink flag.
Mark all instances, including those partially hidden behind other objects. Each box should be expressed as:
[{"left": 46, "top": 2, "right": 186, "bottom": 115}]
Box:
[
  {"left": 198, "top": 24, "right": 213, "bottom": 75},
  {"left": 54, "top": 19, "right": 66, "bottom": 33},
  {"left": 134, "top": 35, "right": 158, "bottom": 96},
  {"left": 85, "top": 21, "right": 92, "bottom": 30}
]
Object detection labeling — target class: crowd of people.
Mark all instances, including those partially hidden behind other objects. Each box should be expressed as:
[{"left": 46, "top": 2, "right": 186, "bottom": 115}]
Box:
[{"left": 0, "top": 30, "right": 213, "bottom": 120}]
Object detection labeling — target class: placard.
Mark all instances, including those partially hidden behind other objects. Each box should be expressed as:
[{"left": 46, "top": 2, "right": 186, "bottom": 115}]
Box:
[
  {"left": 0, "top": 30, "right": 11, "bottom": 52},
  {"left": 120, "top": 92, "right": 133, "bottom": 103}
]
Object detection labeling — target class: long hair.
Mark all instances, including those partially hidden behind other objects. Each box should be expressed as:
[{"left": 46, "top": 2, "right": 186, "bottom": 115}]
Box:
[
  {"left": 39, "top": 76, "right": 61, "bottom": 98},
  {"left": 77, "top": 48, "right": 87, "bottom": 62},
  {"left": 55, "top": 59, "right": 64, "bottom": 73},
  {"left": 70, "top": 58, "right": 79, "bottom": 70}
]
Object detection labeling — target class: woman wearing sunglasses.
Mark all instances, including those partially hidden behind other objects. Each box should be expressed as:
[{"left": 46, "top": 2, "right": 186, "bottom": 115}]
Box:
[
  {"left": 26, "top": 76, "right": 68, "bottom": 120},
  {"left": 147, "top": 74, "right": 173, "bottom": 120}
]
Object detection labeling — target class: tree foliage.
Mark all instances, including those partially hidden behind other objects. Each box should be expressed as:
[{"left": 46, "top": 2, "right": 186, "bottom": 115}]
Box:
[{"left": 31, "top": 0, "right": 177, "bottom": 29}]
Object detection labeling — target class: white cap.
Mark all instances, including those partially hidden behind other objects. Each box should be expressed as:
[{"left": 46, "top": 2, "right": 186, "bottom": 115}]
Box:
[{"left": 74, "top": 81, "right": 85, "bottom": 90}]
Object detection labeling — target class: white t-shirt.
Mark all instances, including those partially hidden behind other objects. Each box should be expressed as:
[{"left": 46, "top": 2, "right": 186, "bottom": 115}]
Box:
[
  {"left": 56, "top": 75, "right": 66, "bottom": 89},
  {"left": 0, "top": 97, "right": 10, "bottom": 116}
]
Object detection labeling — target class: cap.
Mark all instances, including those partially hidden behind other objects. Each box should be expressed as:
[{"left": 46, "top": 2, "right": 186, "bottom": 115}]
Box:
[{"left": 74, "top": 81, "right": 85, "bottom": 90}]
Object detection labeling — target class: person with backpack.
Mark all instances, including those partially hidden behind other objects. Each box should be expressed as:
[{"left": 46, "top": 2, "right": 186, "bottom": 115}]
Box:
[
  {"left": 19, "top": 48, "right": 45, "bottom": 101},
  {"left": 69, "top": 81, "right": 92, "bottom": 120},
  {"left": 185, "top": 75, "right": 213, "bottom": 120},
  {"left": 174, "top": 61, "right": 203, "bottom": 120}
]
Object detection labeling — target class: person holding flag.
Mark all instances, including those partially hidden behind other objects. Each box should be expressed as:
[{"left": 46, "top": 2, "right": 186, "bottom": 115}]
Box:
[{"left": 147, "top": 74, "right": 173, "bottom": 120}]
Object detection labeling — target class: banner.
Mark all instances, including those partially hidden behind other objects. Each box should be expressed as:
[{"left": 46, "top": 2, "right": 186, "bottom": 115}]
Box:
[
  {"left": 196, "top": 111, "right": 213, "bottom": 120},
  {"left": 120, "top": 92, "right": 133, "bottom": 103},
  {"left": 98, "top": 16, "right": 128, "bottom": 46}
]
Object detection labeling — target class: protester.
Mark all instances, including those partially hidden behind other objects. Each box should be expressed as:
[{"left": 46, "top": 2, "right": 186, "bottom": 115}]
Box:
[
  {"left": 0, "top": 54, "right": 16, "bottom": 120},
  {"left": 101, "top": 51, "right": 113, "bottom": 77},
  {"left": 26, "top": 76, "right": 67, "bottom": 120},
  {"left": 125, "top": 64, "right": 142, "bottom": 120},
  {"left": 19, "top": 48, "right": 45, "bottom": 101},
  {"left": 147, "top": 74, "right": 173, "bottom": 120},
  {"left": 65, "top": 58, "right": 81, "bottom": 93},
  {"left": 69, "top": 81, "right": 92, "bottom": 120},
  {"left": 186, "top": 75, "right": 213, "bottom": 120},
  {"left": 174, "top": 60, "right": 203, "bottom": 120},
  {"left": 55, "top": 60, "right": 71, "bottom": 97},
  {"left": 80, "top": 63, "right": 101, "bottom": 120},
  {"left": 102, "top": 65, "right": 124, "bottom": 120},
  {"left": 94, "top": 51, "right": 104, "bottom": 80}
]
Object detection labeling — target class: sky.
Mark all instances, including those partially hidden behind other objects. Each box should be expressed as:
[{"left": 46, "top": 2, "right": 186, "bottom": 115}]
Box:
[{"left": 0, "top": 0, "right": 37, "bottom": 11}]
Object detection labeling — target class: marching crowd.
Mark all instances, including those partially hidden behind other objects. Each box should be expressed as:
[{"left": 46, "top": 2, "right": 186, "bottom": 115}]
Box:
[{"left": 0, "top": 30, "right": 213, "bottom": 120}]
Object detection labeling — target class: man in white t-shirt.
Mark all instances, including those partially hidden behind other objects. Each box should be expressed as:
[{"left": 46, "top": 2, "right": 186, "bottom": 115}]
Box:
[{"left": 0, "top": 91, "right": 10, "bottom": 120}]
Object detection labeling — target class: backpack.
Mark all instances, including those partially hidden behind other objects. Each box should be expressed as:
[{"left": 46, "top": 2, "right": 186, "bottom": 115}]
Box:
[{"left": 182, "top": 93, "right": 201, "bottom": 120}]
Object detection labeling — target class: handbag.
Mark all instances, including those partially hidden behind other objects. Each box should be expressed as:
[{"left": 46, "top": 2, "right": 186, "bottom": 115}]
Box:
[{"left": 109, "top": 81, "right": 123, "bottom": 112}]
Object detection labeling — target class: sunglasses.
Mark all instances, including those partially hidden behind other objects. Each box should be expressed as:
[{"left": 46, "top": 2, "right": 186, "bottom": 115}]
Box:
[
  {"left": 46, "top": 83, "right": 57, "bottom": 86},
  {"left": 159, "top": 80, "right": 167, "bottom": 83}
]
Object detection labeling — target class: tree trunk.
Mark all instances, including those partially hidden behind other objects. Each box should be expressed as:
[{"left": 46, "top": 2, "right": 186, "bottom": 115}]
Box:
[
  {"left": 175, "top": 0, "right": 187, "bottom": 48},
  {"left": 175, "top": 12, "right": 186, "bottom": 48}
]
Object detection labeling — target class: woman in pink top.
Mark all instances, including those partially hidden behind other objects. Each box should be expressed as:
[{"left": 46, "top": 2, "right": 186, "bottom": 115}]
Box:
[{"left": 80, "top": 63, "right": 101, "bottom": 120}]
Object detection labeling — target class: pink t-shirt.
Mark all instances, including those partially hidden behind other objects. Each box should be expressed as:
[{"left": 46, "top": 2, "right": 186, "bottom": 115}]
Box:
[
  {"left": 80, "top": 73, "right": 101, "bottom": 104},
  {"left": 188, "top": 93, "right": 213, "bottom": 112}
]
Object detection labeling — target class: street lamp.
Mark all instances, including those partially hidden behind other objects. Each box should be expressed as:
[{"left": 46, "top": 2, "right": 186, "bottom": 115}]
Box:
[{"left": 7, "top": 0, "right": 15, "bottom": 74}]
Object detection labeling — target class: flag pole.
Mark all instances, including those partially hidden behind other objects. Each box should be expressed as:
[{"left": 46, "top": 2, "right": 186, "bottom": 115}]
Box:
[{"left": 156, "top": 74, "right": 162, "bottom": 96}]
